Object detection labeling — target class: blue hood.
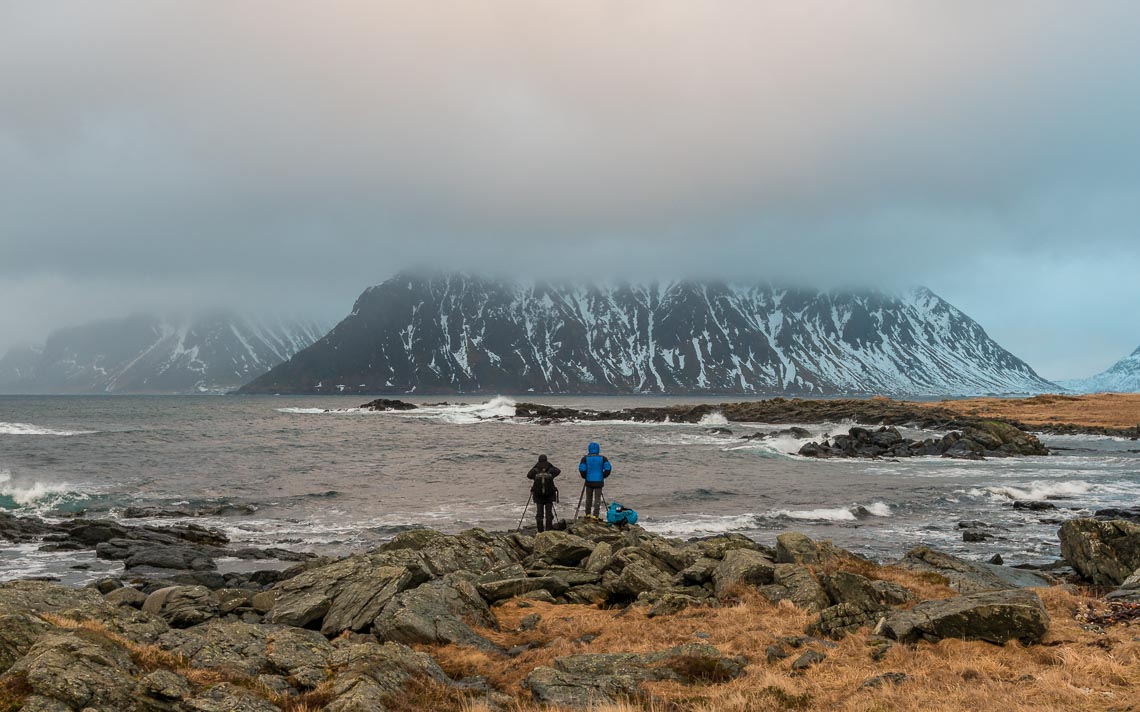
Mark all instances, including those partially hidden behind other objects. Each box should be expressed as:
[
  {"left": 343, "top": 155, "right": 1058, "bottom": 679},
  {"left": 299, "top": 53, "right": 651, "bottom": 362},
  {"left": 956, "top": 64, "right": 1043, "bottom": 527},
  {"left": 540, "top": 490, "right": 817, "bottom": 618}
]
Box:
[{"left": 588, "top": 442, "right": 600, "bottom": 455}]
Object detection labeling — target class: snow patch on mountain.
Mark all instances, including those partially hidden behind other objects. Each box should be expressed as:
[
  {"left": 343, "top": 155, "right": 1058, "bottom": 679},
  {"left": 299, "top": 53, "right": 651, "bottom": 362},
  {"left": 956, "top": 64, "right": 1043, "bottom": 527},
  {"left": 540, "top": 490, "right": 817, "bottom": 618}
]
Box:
[
  {"left": 0, "top": 313, "right": 328, "bottom": 394},
  {"left": 1060, "top": 345, "right": 1140, "bottom": 393},
  {"left": 241, "top": 272, "right": 1055, "bottom": 396}
]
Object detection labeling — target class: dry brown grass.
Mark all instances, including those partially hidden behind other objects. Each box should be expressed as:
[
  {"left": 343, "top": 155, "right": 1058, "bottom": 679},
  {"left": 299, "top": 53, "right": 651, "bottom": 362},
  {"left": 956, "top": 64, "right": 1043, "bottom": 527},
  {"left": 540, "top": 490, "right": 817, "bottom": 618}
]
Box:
[
  {"left": 922, "top": 393, "right": 1140, "bottom": 430},
  {"left": 422, "top": 584, "right": 1140, "bottom": 712}
]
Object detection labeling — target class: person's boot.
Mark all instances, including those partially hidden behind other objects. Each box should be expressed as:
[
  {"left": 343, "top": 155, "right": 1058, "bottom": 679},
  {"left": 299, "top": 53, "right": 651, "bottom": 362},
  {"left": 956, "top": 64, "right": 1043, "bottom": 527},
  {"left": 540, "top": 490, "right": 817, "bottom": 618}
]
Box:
[{"left": 536, "top": 517, "right": 545, "bottom": 533}]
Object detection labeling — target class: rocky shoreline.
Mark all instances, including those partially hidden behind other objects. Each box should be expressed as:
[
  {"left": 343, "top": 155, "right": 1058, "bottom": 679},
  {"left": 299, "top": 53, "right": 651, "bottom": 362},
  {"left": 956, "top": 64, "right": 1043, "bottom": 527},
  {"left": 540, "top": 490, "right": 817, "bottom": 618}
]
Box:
[{"left": 2, "top": 510, "right": 1139, "bottom": 710}]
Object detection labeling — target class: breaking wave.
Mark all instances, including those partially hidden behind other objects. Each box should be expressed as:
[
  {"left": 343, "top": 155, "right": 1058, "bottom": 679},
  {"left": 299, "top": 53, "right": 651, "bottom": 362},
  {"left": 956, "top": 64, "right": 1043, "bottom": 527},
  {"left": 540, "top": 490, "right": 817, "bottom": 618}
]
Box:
[
  {"left": 0, "top": 421, "right": 96, "bottom": 436},
  {"left": 0, "top": 470, "right": 81, "bottom": 511},
  {"left": 698, "top": 412, "right": 729, "bottom": 426},
  {"left": 643, "top": 501, "right": 892, "bottom": 536},
  {"left": 979, "top": 480, "right": 1094, "bottom": 501}
]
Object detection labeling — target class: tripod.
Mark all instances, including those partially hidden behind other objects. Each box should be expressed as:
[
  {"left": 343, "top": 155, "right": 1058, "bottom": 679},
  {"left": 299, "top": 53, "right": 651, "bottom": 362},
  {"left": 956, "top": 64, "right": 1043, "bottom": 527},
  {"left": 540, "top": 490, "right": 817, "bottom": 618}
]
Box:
[{"left": 573, "top": 484, "right": 608, "bottom": 520}]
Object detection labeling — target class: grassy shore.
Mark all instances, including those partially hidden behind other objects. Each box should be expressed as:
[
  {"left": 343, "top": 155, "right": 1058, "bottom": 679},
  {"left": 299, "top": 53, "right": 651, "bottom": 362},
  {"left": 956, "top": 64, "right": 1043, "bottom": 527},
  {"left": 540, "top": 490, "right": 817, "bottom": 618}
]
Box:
[
  {"left": 924, "top": 393, "right": 1140, "bottom": 431},
  {"left": 405, "top": 577, "right": 1140, "bottom": 712}
]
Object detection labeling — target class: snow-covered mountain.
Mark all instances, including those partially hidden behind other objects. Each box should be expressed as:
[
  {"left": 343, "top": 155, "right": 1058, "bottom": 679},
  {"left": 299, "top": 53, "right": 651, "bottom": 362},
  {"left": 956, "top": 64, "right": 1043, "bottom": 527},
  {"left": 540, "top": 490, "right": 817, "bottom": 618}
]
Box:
[
  {"left": 240, "top": 272, "right": 1056, "bottom": 396},
  {"left": 0, "top": 313, "right": 328, "bottom": 394},
  {"left": 1060, "top": 345, "right": 1140, "bottom": 393}
]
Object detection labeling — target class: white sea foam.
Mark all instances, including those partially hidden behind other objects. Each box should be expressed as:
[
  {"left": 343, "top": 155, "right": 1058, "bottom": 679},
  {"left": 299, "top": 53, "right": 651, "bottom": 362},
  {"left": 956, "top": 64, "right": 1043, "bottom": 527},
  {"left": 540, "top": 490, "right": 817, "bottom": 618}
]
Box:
[
  {"left": 0, "top": 421, "right": 95, "bottom": 436},
  {"left": 983, "top": 480, "right": 1094, "bottom": 501},
  {"left": 697, "top": 412, "right": 728, "bottom": 426},
  {"left": 0, "top": 470, "right": 76, "bottom": 508},
  {"left": 773, "top": 501, "right": 893, "bottom": 521}
]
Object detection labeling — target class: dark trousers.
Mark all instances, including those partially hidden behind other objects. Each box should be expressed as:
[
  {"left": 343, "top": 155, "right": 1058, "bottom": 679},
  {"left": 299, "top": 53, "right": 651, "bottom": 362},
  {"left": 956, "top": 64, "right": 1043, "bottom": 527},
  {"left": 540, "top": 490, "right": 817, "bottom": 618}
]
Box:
[
  {"left": 585, "top": 486, "right": 604, "bottom": 517},
  {"left": 535, "top": 501, "right": 554, "bottom": 532}
]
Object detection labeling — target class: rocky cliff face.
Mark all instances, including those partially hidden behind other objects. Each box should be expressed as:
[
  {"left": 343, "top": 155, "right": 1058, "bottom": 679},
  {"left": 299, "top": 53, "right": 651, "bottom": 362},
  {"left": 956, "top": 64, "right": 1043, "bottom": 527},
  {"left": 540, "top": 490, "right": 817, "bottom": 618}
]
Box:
[
  {"left": 1061, "top": 346, "right": 1140, "bottom": 394},
  {"left": 0, "top": 313, "right": 327, "bottom": 394},
  {"left": 240, "top": 272, "right": 1054, "bottom": 396}
]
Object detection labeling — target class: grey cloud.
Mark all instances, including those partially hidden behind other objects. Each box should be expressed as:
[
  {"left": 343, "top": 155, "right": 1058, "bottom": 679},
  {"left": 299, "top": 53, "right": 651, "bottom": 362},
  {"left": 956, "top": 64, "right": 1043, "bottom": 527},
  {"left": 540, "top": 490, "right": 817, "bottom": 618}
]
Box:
[{"left": 2, "top": 1, "right": 1139, "bottom": 379}]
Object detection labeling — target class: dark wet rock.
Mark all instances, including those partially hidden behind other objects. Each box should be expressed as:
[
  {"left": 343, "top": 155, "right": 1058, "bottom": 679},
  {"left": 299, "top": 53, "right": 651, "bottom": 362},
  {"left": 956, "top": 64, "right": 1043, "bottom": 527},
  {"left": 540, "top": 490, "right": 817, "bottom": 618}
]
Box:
[
  {"left": 862, "top": 672, "right": 909, "bottom": 688},
  {"left": 1013, "top": 501, "right": 1057, "bottom": 511},
  {"left": 105, "top": 542, "right": 219, "bottom": 571},
  {"left": 879, "top": 589, "right": 1049, "bottom": 645},
  {"left": 765, "top": 643, "right": 790, "bottom": 664},
  {"left": 359, "top": 398, "right": 418, "bottom": 411},
  {"left": 1094, "top": 507, "right": 1140, "bottom": 523},
  {"left": 988, "top": 554, "right": 1004, "bottom": 565},
  {"left": 523, "top": 644, "right": 746, "bottom": 708},
  {"left": 3, "top": 629, "right": 141, "bottom": 711},
  {"left": 963, "top": 530, "right": 995, "bottom": 543},
  {"left": 169, "top": 571, "right": 228, "bottom": 590},
  {"left": 706, "top": 427, "right": 733, "bottom": 435},
  {"left": 142, "top": 585, "right": 220, "bottom": 628},
  {"left": 790, "top": 649, "right": 826, "bottom": 671},
  {"left": 122, "top": 503, "right": 258, "bottom": 519},
  {"left": 373, "top": 578, "right": 499, "bottom": 650},
  {"left": 798, "top": 421, "right": 1047, "bottom": 460},
  {"left": 958, "top": 520, "right": 993, "bottom": 530},
  {"left": 1059, "top": 518, "right": 1140, "bottom": 586},
  {"left": 712, "top": 549, "right": 776, "bottom": 597},
  {"left": 896, "top": 546, "right": 1051, "bottom": 593}
]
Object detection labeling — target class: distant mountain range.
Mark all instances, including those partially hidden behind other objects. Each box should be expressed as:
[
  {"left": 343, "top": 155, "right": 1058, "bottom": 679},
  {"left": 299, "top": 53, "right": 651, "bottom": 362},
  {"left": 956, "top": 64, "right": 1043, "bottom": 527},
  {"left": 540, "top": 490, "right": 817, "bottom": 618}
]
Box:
[
  {"left": 239, "top": 272, "right": 1057, "bottom": 396},
  {"left": 0, "top": 313, "right": 327, "bottom": 394},
  {"left": 1060, "top": 345, "right": 1140, "bottom": 394}
]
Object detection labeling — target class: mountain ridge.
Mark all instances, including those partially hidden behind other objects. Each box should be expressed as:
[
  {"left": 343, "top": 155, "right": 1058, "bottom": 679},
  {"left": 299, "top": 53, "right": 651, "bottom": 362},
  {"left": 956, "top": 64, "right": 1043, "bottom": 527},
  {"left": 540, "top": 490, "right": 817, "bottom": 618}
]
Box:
[
  {"left": 1060, "top": 345, "right": 1140, "bottom": 394},
  {"left": 240, "top": 272, "right": 1056, "bottom": 396},
  {"left": 0, "top": 312, "right": 327, "bottom": 394}
]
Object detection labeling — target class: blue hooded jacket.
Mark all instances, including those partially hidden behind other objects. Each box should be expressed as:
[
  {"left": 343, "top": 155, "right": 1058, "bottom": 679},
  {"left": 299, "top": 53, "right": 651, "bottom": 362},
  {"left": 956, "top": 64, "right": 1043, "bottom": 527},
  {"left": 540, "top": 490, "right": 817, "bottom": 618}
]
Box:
[{"left": 579, "top": 442, "right": 612, "bottom": 487}]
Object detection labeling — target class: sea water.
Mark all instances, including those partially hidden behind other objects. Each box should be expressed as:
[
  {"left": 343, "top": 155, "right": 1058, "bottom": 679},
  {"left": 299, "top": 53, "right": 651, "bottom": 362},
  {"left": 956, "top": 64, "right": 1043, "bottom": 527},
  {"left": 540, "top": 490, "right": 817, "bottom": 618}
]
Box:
[{"left": 2, "top": 394, "right": 1138, "bottom": 583}]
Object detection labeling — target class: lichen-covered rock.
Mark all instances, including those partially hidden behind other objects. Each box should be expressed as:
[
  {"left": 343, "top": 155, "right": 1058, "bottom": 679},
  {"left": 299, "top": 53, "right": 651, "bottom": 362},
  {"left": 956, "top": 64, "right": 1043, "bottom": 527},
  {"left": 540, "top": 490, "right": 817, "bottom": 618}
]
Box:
[
  {"left": 266, "top": 559, "right": 419, "bottom": 633},
  {"left": 373, "top": 578, "right": 499, "bottom": 650},
  {"left": 0, "top": 612, "right": 51, "bottom": 674},
  {"left": 143, "top": 585, "right": 220, "bottom": 628},
  {"left": 775, "top": 533, "right": 851, "bottom": 566},
  {"left": 896, "top": 546, "right": 1050, "bottom": 593},
  {"left": 712, "top": 548, "right": 776, "bottom": 597},
  {"left": 477, "top": 576, "right": 566, "bottom": 602},
  {"left": 605, "top": 560, "right": 674, "bottom": 599},
  {"left": 523, "top": 644, "right": 746, "bottom": 709},
  {"left": 583, "top": 541, "right": 614, "bottom": 573},
  {"left": 4, "top": 630, "right": 140, "bottom": 711},
  {"left": 879, "top": 589, "right": 1049, "bottom": 645},
  {"left": 105, "top": 586, "right": 148, "bottom": 608},
  {"left": 184, "top": 682, "right": 280, "bottom": 711},
  {"left": 324, "top": 640, "right": 448, "bottom": 712},
  {"left": 811, "top": 601, "right": 886, "bottom": 639},
  {"left": 1059, "top": 518, "right": 1140, "bottom": 586},
  {"left": 769, "top": 564, "right": 830, "bottom": 612},
  {"left": 531, "top": 531, "right": 595, "bottom": 567}
]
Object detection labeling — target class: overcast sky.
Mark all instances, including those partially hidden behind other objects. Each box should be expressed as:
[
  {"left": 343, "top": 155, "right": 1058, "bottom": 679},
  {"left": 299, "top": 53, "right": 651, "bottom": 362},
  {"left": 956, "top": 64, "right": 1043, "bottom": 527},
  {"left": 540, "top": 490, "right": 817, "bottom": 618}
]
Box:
[{"left": 2, "top": 2, "right": 1139, "bottom": 381}]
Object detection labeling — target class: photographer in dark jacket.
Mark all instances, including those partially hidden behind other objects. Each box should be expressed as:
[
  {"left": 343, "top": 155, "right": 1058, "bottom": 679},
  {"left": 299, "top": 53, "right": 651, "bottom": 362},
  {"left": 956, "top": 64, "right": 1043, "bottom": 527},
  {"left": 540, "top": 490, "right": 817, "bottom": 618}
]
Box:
[{"left": 527, "top": 454, "right": 561, "bottom": 532}]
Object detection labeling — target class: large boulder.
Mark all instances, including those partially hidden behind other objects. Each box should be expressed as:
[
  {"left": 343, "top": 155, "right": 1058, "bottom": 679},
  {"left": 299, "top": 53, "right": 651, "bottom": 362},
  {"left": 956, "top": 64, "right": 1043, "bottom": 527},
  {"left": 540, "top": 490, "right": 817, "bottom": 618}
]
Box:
[
  {"left": 896, "top": 546, "right": 1050, "bottom": 593},
  {"left": 143, "top": 586, "right": 220, "bottom": 628},
  {"left": 477, "top": 576, "right": 566, "bottom": 603},
  {"left": 1059, "top": 519, "right": 1140, "bottom": 586},
  {"left": 373, "top": 578, "right": 499, "bottom": 650},
  {"left": 712, "top": 549, "right": 776, "bottom": 597},
  {"left": 765, "top": 564, "right": 830, "bottom": 612},
  {"left": 879, "top": 589, "right": 1049, "bottom": 645},
  {"left": 183, "top": 681, "right": 280, "bottom": 711},
  {"left": 266, "top": 559, "right": 421, "bottom": 634},
  {"left": 0, "top": 612, "right": 51, "bottom": 674},
  {"left": 157, "top": 621, "right": 332, "bottom": 688},
  {"left": 2, "top": 630, "right": 140, "bottom": 711},
  {"left": 775, "top": 533, "right": 851, "bottom": 566},
  {"left": 324, "top": 640, "right": 448, "bottom": 712},
  {"left": 531, "top": 531, "right": 595, "bottom": 567},
  {"left": 604, "top": 561, "right": 674, "bottom": 600}
]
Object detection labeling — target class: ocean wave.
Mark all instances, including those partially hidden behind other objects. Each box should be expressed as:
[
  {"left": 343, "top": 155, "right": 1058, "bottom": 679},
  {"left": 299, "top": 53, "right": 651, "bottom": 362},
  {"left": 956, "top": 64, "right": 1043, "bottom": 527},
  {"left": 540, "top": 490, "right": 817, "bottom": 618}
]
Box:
[
  {"left": 407, "top": 396, "right": 518, "bottom": 424},
  {"left": 0, "top": 470, "right": 80, "bottom": 511},
  {"left": 0, "top": 421, "right": 96, "bottom": 436},
  {"left": 771, "top": 502, "right": 892, "bottom": 521},
  {"left": 980, "top": 480, "right": 1094, "bottom": 501},
  {"left": 697, "top": 412, "right": 728, "bottom": 426},
  {"left": 642, "top": 502, "right": 892, "bottom": 536}
]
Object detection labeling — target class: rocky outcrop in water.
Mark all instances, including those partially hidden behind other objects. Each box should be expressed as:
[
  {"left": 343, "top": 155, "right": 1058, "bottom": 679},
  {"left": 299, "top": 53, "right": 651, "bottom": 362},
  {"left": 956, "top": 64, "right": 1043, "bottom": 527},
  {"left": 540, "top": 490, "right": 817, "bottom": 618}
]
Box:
[
  {"left": 797, "top": 422, "right": 1049, "bottom": 460},
  {"left": 1058, "top": 518, "right": 1140, "bottom": 586}
]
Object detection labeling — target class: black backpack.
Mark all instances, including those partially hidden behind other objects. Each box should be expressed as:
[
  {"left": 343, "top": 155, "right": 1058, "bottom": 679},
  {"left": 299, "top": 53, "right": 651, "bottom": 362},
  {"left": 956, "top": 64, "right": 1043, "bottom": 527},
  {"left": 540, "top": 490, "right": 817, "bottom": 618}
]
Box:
[{"left": 532, "top": 471, "right": 556, "bottom": 499}]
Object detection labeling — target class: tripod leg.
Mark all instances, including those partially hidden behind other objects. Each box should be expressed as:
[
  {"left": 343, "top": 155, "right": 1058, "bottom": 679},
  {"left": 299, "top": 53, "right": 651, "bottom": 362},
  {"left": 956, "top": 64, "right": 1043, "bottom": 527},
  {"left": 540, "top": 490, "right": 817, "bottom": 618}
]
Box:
[
  {"left": 516, "top": 494, "right": 532, "bottom": 533},
  {"left": 573, "top": 484, "right": 586, "bottom": 519}
]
